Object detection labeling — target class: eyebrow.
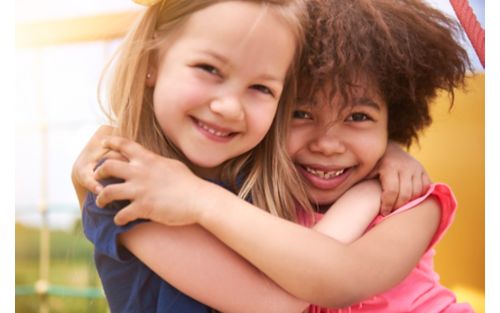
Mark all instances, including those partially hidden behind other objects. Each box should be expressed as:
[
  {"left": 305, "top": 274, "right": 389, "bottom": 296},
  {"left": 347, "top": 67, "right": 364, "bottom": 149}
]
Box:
[
  {"left": 199, "top": 49, "right": 284, "bottom": 84},
  {"left": 257, "top": 73, "right": 284, "bottom": 85},
  {"left": 200, "top": 49, "right": 229, "bottom": 65},
  {"left": 352, "top": 97, "right": 382, "bottom": 111}
]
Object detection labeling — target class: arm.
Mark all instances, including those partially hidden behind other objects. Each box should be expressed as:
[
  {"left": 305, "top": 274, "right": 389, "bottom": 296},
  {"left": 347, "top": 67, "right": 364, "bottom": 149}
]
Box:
[
  {"left": 193, "top": 185, "right": 440, "bottom": 307},
  {"left": 98, "top": 136, "right": 441, "bottom": 307},
  {"left": 80, "top": 142, "right": 308, "bottom": 312},
  {"left": 314, "top": 179, "right": 381, "bottom": 243},
  {"left": 123, "top": 181, "right": 378, "bottom": 310},
  {"left": 120, "top": 223, "right": 308, "bottom": 313}
]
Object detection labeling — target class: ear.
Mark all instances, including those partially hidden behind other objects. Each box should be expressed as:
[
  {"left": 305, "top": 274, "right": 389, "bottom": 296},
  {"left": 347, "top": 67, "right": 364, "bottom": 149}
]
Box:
[
  {"left": 146, "top": 50, "right": 158, "bottom": 87},
  {"left": 145, "top": 68, "right": 157, "bottom": 87}
]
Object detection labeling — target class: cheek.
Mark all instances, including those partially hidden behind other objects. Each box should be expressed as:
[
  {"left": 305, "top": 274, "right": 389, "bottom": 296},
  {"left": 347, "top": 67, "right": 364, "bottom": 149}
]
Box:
[
  {"left": 154, "top": 72, "right": 209, "bottom": 113},
  {"left": 286, "top": 128, "right": 305, "bottom": 157},
  {"left": 247, "top": 104, "right": 278, "bottom": 138},
  {"left": 356, "top": 132, "right": 387, "bottom": 167}
]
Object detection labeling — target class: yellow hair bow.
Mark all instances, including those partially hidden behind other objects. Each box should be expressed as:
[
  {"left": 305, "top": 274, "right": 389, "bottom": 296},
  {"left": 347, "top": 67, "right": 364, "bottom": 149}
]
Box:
[{"left": 133, "top": 0, "right": 162, "bottom": 6}]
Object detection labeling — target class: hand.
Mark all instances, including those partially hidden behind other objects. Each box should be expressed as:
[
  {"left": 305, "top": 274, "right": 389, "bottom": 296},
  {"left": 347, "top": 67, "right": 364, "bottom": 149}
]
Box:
[
  {"left": 94, "top": 136, "right": 209, "bottom": 226},
  {"left": 368, "top": 142, "right": 432, "bottom": 215},
  {"left": 71, "top": 125, "right": 116, "bottom": 207}
]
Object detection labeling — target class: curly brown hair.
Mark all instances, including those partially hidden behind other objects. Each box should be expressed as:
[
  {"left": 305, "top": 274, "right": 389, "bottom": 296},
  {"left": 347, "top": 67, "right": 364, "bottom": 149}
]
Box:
[{"left": 299, "top": 0, "right": 471, "bottom": 146}]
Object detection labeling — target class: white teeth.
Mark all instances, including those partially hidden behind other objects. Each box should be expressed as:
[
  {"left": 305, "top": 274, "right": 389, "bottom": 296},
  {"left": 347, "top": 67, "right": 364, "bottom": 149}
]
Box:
[
  {"left": 305, "top": 167, "right": 345, "bottom": 179},
  {"left": 198, "top": 121, "right": 231, "bottom": 137}
]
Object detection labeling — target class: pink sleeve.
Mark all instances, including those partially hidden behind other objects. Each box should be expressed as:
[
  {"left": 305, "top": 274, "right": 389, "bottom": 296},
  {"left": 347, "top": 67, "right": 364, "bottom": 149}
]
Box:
[{"left": 372, "top": 183, "right": 457, "bottom": 249}]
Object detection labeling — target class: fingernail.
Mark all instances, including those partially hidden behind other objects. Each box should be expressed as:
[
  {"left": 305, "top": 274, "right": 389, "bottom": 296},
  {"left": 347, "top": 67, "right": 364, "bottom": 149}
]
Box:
[{"left": 95, "top": 197, "right": 103, "bottom": 209}]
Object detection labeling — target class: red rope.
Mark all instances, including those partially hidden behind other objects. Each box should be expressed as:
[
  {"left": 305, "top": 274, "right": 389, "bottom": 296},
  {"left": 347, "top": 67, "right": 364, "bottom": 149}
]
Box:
[{"left": 449, "top": 0, "right": 485, "bottom": 68}]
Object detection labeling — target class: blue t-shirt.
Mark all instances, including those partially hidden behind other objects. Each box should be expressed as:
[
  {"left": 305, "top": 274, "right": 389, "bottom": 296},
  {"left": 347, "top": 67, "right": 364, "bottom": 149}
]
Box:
[{"left": 82, "top": 177, "right": 211, "bottom": 313}]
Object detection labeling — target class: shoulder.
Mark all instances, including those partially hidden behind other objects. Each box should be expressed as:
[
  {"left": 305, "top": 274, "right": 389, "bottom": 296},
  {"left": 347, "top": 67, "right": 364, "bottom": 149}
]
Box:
[
  {"left": 373, "top": 183, "right": 457, "bottom": 250},
  {"left": 82, "top": 188, "right": 144, "bottom": 261},
  {"left": 385, "top": 183, "right": 456, "bottom": 220}
]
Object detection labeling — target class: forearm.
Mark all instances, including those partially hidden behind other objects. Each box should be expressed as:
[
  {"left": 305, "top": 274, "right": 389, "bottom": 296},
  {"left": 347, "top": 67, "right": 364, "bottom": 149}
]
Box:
[
  {"left": 121, "top": 222, "right": 308, "bottom": 313},
  {"left": 315, "top": 180, "right": 381, "bottom": 243},
  {"left": 196, "top": 183, "right": 440, "bottom": 307},
  {"left": 197, "top": 185, "right": 362, "bottom": 306}
]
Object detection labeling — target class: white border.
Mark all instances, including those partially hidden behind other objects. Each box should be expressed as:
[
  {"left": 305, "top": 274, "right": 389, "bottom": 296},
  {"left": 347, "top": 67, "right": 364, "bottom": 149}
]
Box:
[
  {"left": 1, "top": 0, "right": 15, "bottom": 312},
  {"left": 485, "top": 0, "right": 498, "bottom": 312}
]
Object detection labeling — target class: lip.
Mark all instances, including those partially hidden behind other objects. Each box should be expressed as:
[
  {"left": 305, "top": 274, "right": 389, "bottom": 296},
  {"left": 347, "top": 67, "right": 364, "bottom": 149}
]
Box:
[
  {"left": 191, "top": 117, "right": 238, "bottom": 143},
  {"left": 296, "top": 163, "right": 352, "bottom": 190}
]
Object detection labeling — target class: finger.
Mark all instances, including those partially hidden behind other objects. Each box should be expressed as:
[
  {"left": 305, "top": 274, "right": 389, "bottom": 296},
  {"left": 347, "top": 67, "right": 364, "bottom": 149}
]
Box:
[
  {"left": 91, "top": 146, "right": 110, "bottom": 164},
  {"left": 114, "top": 202, "right": 142, "bottom": 226},
  {"left": 422, "top": 171, "right": 432, "bottom": 190},
  {"left": 96, "top": 183, "right": 136, "bottom": 208},
  {"left": 103, "top": 150, "right": 129, "bottom": 162},
  {"left": 379, "top": 170, "right": 399, "bottom": 215},
  {"left": 81, "top": 168, "right": 104, "bottom": 194},
  {"left": 81, "top": 125, "right": 113, "bottom": 159},
  {"left": 73, "top": 159, "right": 101, "bottom": 192},
  {"left": 87, "top": 125, "right": 113, "bottom": 157},
  {"left": 394, "top": 172, "right": 413, "bottom": 209},
  {"left": 411, "top": 173, "right": 423, "bottom": 200},
  {"left": 94, "top": 159, "right": 132, "bottom": 181},
  {"left": 101, "top": 136, "right": 145, "bottom": 161}
]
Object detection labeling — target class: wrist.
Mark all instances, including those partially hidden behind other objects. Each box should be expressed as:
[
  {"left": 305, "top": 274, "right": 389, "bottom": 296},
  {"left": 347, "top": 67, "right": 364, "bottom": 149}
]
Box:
[
  {"left": 195, "top": 182, "right": 235, "bottom": 229},
  {"left": 190, "top": 179, "right": 221, "bottom": 225}
]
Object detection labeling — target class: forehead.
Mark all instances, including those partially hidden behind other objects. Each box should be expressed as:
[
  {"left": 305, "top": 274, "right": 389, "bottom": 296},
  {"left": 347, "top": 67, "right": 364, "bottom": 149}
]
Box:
[
  {"left": 308, "top": 81, "right": 385, "bottom": 110},
  {"left": 163, "top": 1, "right": 296, "bottom": 77}
]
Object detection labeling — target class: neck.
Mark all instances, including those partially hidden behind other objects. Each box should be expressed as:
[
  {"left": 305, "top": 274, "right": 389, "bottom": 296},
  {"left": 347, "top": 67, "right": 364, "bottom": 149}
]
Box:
[
  {"left": 190, "top": 164, "right": 222, "bottom": 181},
  {"left": 314, "top": 203, "right": 333, "bottom": 214}
]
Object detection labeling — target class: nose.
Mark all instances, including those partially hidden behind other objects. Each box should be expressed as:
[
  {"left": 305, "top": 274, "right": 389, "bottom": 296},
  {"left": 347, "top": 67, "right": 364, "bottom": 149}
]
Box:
[
  {"left": 308, "top": 126, "right": 346, "bottom": 156},
  {"left": 209, "top": 96, "right": 244, "bottom": 121}
]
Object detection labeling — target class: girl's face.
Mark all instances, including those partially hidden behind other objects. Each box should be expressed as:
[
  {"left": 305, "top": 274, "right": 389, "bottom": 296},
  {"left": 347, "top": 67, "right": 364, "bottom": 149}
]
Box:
[
  {"left": 152, "top": 1, "right": 296, "bottom": 179},
  {"left": 287, "top": 86, "right": 389, "bottom": 205}
]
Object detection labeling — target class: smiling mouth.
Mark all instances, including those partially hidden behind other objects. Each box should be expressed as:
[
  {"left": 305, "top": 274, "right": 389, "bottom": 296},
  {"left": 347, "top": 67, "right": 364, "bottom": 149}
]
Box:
[
  {"left": 304, "top": 166, "right": 346, "bottom": 179},
  {"left": 195, "top": 118, "right": 236, "bottom": 138}
]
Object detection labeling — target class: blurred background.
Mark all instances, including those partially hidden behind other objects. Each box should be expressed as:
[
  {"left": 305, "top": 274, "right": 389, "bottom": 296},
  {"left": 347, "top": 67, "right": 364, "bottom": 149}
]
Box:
[{"left": 15, "top": 0, "right": 485, "bottom": 312}]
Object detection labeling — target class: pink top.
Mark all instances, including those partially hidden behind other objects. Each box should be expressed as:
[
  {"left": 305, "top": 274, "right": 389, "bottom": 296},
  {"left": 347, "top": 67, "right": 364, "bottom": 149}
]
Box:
[{"left": 306, "top": 183, "right": 474, "bottom": 313}]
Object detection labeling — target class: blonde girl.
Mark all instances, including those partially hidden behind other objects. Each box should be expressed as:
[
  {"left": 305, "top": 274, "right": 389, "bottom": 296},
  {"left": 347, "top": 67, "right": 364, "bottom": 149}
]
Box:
[{"left": 81, "top": 0, "right": 313, "bottom": 312}]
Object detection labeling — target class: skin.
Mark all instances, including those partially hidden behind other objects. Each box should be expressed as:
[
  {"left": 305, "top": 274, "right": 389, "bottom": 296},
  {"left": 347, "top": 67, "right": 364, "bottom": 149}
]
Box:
[
  {"left": 288, "top": 85, "right": 389, "bottom": 206},
  {"left": 92, "top": 84, "right": 440, "bottom": 308},
  {"left": 149, "top": 1, "right": 296, "bottom": 179},
  {"left": 71, "top": 3, "right": 435, "bottom": 312}
]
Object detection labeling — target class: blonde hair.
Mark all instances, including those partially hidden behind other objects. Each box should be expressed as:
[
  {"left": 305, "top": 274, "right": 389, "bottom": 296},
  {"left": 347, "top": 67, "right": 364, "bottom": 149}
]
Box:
[{"left": 99, "top": 0, "right": 312, "bottom": 221}]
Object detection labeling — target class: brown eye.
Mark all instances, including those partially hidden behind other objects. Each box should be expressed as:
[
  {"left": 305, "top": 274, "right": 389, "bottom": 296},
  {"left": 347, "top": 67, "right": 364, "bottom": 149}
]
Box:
[
  {"left": 347, "top": 112, "right": 370, "bottom": 122},
  {"left": 250, "top": 84, "right": 274, "bottom": 97},
  {"left": 292, "top": 110, "right": 312, "bottom": 120},
  {"left": 196, "top": 64, "right": 221, "bottom": 76}
]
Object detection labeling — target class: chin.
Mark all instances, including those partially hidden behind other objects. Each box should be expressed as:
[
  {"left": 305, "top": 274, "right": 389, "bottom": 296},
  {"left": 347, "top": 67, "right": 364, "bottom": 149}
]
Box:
[
  {"left": 307, "top": 193, "right": 339, "bottom": 207},
  {"left": 308, "top": 182, "right": 356, "bottom": 207},
  {"left": 187, "top": 152, "right": 222, "bottom": 167},
  {"left": 185, "top": 156, "right": 225, "bottom": 178}
]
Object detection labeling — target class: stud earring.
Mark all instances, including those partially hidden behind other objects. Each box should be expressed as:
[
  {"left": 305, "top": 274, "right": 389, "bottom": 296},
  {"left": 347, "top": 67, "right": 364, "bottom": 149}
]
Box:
[{"left": 146, "top": 73, "right": 152, "bottom": 79}]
